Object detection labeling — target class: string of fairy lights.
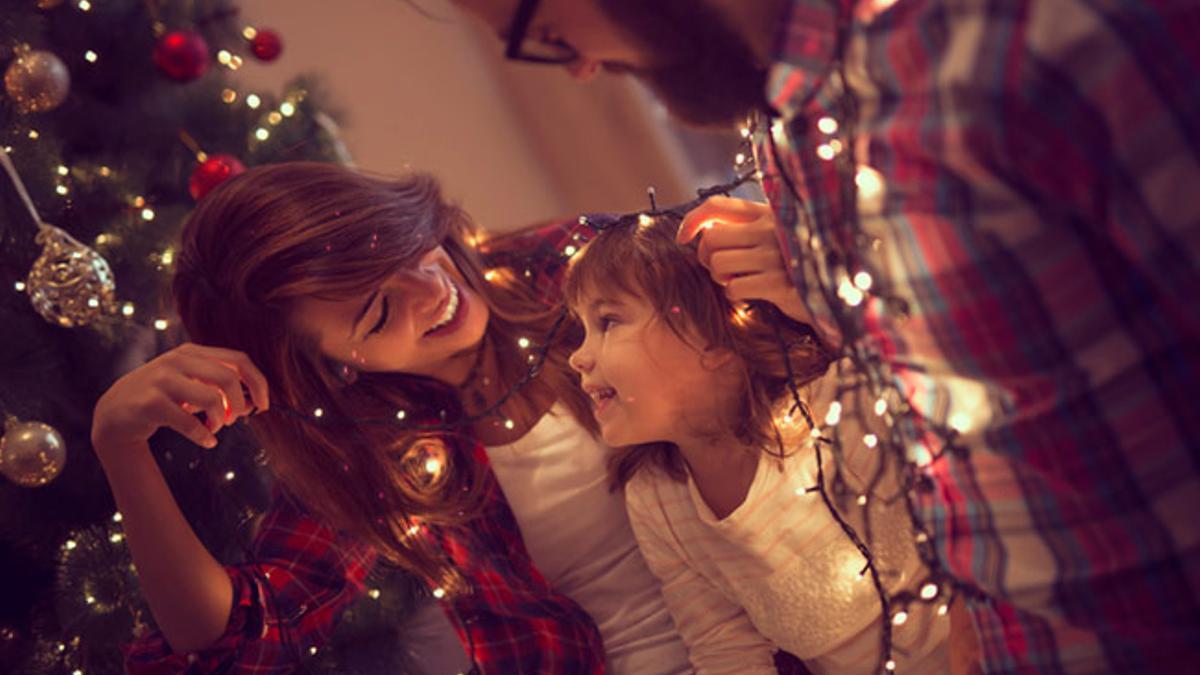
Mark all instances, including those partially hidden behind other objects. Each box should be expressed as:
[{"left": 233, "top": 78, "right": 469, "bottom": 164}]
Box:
[{"left": 14, "top": 2, "right": 981, "bottom": 673}]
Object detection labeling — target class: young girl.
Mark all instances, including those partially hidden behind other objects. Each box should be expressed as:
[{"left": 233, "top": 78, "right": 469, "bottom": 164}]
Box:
[
  {"left": 90, "top": 162, "right": 693, "bottom": 673},
  {"left": 564, "top": 211, "right": 951, "bottom": 674}
]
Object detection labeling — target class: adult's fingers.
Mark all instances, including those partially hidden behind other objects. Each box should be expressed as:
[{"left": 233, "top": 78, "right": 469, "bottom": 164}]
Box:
[
  {"left": 178, "top": 343, "right": 270, "bottom": 411},
  {"left": 172, "top": 354, "right": 248, "bottom": 421},
  {"left": 160, "top": 374, "right": 230, "bottom": 435},
  {"left": 677, "top": 196, "right": 771, "bottom": 244},
  {"left": 724, "top": 270, "right": 793, "bottom": 304},
  {"left": 152, "top": 396, "right": 219, "bottom": 449},
  {"left": 706, "top": 246, "right": 784, "bottom": 284}
]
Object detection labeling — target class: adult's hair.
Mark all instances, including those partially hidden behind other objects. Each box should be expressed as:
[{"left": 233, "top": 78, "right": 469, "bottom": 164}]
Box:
[
  {"left": 564, "top": 214, "right": 832, "bottom": 488},
  {"left": 173, "top": 161, "right": 592, "bottom": 585}
]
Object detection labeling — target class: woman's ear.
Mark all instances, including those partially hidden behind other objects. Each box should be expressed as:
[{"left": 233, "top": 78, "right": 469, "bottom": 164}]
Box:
[
  {"left": 329, "top": 360, "right": 358, "bottom": 385},
  {"left": 699, "top": 346, "right": 738, "bottom": 372}
]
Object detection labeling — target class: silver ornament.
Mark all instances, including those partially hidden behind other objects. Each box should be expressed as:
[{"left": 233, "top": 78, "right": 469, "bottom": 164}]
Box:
[
  {"left": 4, "top": 49, "right": 70, "bottom": 113},
  {"left": 26, "top": 223, "right": 117, "bottom": 327},
  {"left": 0, "top": 418, "right": 67, "bottom": 487}
]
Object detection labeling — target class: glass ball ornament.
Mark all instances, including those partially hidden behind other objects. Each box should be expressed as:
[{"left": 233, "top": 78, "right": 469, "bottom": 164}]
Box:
[
  {"left": 249, "top": 29, "right": 284, "bottom": 62},
  {"left": 25, "top": 223, "right": 116, "bottom": 327},
  {"left": 153, "top": 30, "right": 210, "bottom": 82},
  {"left": 188, "top": 154, "right": 246, "bottom": 200},
  {"left": 0, "top": 418, "right": 66, "bottom": 487},
  {"left": 4, "top": 49, "right": 70, "bottom": 113}
]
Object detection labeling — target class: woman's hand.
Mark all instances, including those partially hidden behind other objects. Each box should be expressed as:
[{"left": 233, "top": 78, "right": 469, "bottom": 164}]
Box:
[
  {"left": 677, "top": 196, "right": 813, "bottom": 324},
  {"left": 91, "top": 342, "right": 270, "bottom": 457}
]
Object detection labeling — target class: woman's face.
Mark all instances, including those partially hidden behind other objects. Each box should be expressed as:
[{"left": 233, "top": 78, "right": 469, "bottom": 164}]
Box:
[{"left": 291, "top": 246, "right": 490, "bottom": 385}]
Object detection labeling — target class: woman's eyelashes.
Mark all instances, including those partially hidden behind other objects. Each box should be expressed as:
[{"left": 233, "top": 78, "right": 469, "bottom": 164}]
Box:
[{"left": 368, "top": 297, "right": 390, "bottom": 335}]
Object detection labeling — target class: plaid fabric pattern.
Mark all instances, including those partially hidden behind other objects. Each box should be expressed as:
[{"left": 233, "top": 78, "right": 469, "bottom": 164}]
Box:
[
  {"left": 124, "top": 222, "right": 605, "bottom": 674},
  {"left": 758, "top": 0, "right": 1200, "bottom": 672}
]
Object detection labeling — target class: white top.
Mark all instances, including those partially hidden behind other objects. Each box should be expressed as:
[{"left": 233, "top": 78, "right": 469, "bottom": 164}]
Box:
[
  {"left": 484, "top": 404, "right": 692, "bottom": 675},
  {"left": 624, "top": 375, "right": 950, "bottom": 674}
]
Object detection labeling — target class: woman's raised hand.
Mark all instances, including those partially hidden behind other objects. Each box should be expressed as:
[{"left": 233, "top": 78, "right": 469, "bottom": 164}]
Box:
[
  {"left": 677, "top": 196, "right": 812, "bottom": 324},
  {"left": 91, "top": 343, "right": 270, "bottom": 456}
]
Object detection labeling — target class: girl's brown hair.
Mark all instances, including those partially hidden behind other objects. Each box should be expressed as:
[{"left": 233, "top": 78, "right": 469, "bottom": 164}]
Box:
[
  {"left": 173, "top": 161, "right": 593, "bottom": 585},
  {"left": 563, "top": 214, "right": 832, "bottom": 488}
]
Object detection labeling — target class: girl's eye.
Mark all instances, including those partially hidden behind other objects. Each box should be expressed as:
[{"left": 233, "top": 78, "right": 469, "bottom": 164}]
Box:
[
  {"left": 368, "top": 297, "right": 390, "bottom": 335},
  {"left": 598, "top": 314, "right": 618, "bottom": 332}
]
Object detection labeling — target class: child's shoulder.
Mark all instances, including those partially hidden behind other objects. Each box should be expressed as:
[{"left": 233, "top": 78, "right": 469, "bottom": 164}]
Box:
[{"left": 623, "top": 462, "right": 691, "bottom": 513}]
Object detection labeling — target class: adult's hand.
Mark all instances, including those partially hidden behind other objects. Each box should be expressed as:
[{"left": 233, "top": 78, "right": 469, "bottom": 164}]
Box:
[
  {"left": 92, "top": 342, "right": 269, "bottom": 456},
  {"left": 677, "top": 196, "right": 813, "bottom": 325}
]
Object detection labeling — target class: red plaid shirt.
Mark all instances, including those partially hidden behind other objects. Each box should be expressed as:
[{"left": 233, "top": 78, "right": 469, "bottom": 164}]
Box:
[
  {"left": 761, "top": 0, "right": 1200, "bottom": 672},
  {"left": 124, "top": 220, "right": 606, "bottom": 674}
]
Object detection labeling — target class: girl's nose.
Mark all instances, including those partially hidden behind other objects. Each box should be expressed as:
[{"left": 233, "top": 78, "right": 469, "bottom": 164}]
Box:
[{"left": 568, "top": 346, "right": 592, "bottom": 374}]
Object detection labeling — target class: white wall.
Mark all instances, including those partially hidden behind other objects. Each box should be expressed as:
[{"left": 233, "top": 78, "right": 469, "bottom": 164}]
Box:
[{"left": 232, "top": 0, "right": 721, "bottom": 232}]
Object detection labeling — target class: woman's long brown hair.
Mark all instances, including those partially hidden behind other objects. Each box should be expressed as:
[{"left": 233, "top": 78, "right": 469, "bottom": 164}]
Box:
[
  {"left": 563, "top": 214, "right": 833, "bottom": 489},
  {"left": 173, "top": 161, "right": 593, "bottom": 585}
]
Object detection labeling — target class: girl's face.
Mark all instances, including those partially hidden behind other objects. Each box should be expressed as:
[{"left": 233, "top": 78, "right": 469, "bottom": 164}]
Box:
[
  {"left": 291, "top": 246, "right": 490, "bottom": 385},
  {"left": 568, "top": 288, "right": 735, "bottom": 447}
]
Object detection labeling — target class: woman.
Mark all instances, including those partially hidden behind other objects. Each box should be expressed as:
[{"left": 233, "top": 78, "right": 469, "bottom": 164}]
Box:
[{"left": 91, "top": 162, "right": 694, "bottom": 673}]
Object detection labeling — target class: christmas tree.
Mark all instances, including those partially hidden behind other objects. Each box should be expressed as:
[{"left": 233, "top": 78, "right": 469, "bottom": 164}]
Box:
[{"left": 0, "top": 1, "right": 420, "bottom": 672}]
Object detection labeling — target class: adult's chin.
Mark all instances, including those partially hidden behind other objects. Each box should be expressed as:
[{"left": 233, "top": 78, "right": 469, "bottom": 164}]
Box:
[{"left": 632, "top": 63, "right": 768, "bottom": 129}]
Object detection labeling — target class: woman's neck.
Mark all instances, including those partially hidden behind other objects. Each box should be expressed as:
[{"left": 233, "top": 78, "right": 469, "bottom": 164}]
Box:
[{"left": 464, "top": 335, "right": 556, "bottom": 445}]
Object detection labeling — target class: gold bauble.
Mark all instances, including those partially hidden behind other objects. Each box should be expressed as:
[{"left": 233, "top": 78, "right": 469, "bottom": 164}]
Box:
[
  {"left": 0, "top": 418, "right": 66, "bottom": 487},
  {"left": 4, "top": 49, "right": 70, "bottom": 113},
  {"left": 26, "top": 223, "right": 117, "bottom": 327}
]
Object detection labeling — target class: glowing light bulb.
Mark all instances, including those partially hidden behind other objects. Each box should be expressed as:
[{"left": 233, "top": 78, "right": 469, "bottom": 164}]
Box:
[
  {"left": 153, "top": 319, "right": 169, "bottom": 331},
  {"left": 64, "top": 540, "right": 77, "bottom": 550},
  {"left": 432, "top": 587, "right": 446, "bottom": 599},
  {"left": 121, "top": 303, "right": 135, "bottom": 317},
  {"left": 920, "top": 583, "right": 939, "bottom": 600},
  {"left": 517, "top": 337, "right": 531, "bottom": 349},
  {"left": 854, "top": 271, "right": 873, "bottom": 291},
  {"left": 817, "top": 116, "right": 839, "bottom": 134},
  {"left": 246, "top": 94, "right": 262, "bottom": 109},
  {"left": 368, "top": 588, "right": 381, "bottom": 599},
  {"left": 312, "top": 408, "right": 324, "bottom": 418},
  {"left": 824, "top": 401, "right": 842, "bottom": 426},
  {"left": 864, "top": 433, "right": 878, "bottom": 448},
  {"left": 396, "top": 409, "right": 407, "bottom": 420},
  {"left": 225, "top": 471, "right": 236, "bottom": 481},
  {"left": 838, "top": 277, "right": 865, "bottom": 306},
  {"left": 84, "top": 50, "right": 98, "bottom": 62},
  {"left": 280, "top": 101, "right": 296, "bottom": 116},
  {"left": 892, "top": 610, "right": 908, "bottom": 626},
  {"left": 109, "top": 532, "right": 124, "bottom": 543}
]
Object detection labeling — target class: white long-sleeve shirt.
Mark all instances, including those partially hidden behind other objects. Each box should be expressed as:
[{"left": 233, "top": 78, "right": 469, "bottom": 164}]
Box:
[
  {"left": 484, "top": 404, "right": 692, "bottom": 674},
  {"left": 624, "top": 374, "right": 949, "bottom": 674}
]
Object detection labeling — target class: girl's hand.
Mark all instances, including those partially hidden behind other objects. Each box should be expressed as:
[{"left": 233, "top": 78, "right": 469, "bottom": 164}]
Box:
[
  {"left": 677, "top": 196, "right": 813, "bottom": 324},
  {"left": 91, "top": 343, "right": 270, "bottom": 456}
]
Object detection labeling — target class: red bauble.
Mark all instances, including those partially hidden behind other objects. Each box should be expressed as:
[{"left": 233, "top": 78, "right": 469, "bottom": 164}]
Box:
[
  {"left": 189, "top": 155, "right": 246, "bottom": 201},
  {"left": 154, "top": 30, "right": 210, "bottom": 82},
  {"left": 249, "top": 29, "right": 283, "bottom": 62}
]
